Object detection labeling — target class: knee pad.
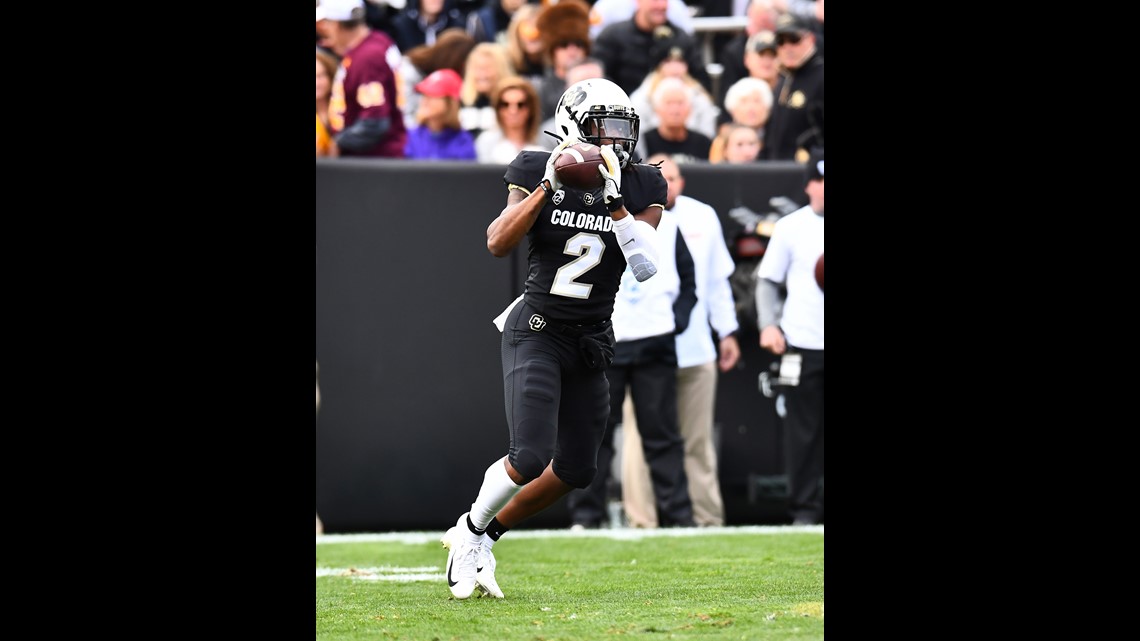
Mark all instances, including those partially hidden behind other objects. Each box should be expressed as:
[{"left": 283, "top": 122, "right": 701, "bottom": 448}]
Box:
[
  {"left": 510, "top": 448, "right": 549, "bottom": 481},
  {"left": 552, "top": 460, "right": 597, "bottom": 489}
]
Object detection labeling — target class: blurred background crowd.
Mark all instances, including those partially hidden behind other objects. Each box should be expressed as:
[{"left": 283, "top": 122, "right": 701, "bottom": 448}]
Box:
[{"left": 316, "top": 0, "right": 823, "bottom": 165}]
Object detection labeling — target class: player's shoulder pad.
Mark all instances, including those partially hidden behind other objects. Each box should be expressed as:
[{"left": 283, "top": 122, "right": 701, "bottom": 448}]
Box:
[
  {"left": 503, "top": 150, "right": 551, "bottom": 189},
  {"left": 622, "top": 162, "right": 668, "bottom": 210}
]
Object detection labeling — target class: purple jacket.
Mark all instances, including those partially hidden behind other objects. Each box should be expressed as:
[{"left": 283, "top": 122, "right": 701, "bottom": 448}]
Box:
[{"left": 404, "top": 126, "right": 477, "bottom": 161}]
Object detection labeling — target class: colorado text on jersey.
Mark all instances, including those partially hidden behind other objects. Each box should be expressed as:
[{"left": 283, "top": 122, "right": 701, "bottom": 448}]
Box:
[{"left": 549, "top": 208, "right": 614, "bottom": 232}]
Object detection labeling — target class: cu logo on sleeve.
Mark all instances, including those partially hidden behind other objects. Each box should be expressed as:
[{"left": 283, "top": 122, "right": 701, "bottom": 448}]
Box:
[{"left": 529, "top": 314, "right": 546, "bottom": 331}]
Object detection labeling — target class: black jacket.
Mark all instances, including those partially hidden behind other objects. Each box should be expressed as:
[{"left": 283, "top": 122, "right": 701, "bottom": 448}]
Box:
[
  {"left": 760, "top": 49, "right": 824, "bottom": 161},
  {"left": 389, "top": 0, "right": 467, "bottom": 52},
  {"left": 593, "top": 19, "right": 711, "bottom": 96}
]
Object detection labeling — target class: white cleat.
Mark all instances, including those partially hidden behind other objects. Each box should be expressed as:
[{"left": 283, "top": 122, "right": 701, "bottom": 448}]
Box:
[
  {"left": 441, "top": 514, "right": 479, "bottom": 599},
  {"left": 441, "top": 514, "right": 505, "bottom": 599},
  {"left": 474, "top": 540, "right": 504, "bottom": 599}
]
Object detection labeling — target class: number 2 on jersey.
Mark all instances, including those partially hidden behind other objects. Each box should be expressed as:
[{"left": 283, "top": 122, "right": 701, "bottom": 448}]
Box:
[{"left": 550, "top": 232, "right": 604, "bottom": 299}]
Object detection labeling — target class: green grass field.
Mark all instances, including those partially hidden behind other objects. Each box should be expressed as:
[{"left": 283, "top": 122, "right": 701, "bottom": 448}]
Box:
[{"left": 317, "top": 526, "right": 824, "bottom": 640}]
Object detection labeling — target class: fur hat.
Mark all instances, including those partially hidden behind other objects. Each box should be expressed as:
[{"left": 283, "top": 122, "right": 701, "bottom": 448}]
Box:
[
  {"left": 406, "top": 28, "right": 476, "bottom": 75},
  {"left": 537, "top": 0, "right": 592, "bottom": 59}
]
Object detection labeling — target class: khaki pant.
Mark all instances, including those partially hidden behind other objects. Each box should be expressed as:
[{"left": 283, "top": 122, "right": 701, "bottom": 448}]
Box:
[{"left": 622, "top": 361, "right": 725, "bottom": 527}]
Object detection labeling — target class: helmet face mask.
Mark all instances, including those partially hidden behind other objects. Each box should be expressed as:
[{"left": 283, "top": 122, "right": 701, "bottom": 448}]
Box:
[{"left": 554, "top": 78, "right": 640, "bottom": 167}]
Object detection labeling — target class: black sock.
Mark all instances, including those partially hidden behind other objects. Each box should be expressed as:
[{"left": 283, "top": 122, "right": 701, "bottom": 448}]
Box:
[
  {"left": 466, "top": 514, "right": 486, "bottom": 536},
  {"left": 485, "top": 517, "right": 509, "bottom": 541}
]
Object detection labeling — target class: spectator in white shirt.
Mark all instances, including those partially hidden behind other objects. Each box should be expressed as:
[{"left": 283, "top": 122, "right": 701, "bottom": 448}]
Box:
[{"left": 621, "top": 154, "right": 741, "bottom": 527}]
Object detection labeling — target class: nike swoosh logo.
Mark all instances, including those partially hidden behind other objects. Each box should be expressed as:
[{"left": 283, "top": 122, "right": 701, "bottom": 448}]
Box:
[
  {"left": 477, "top": 566, "right": 484, "bottom": 573},
  {"left": 447, "top": 557, "right": 458, "bottom": 587},
  {"left": 622, "top": 239, "right": 634, "bottom": 246}
]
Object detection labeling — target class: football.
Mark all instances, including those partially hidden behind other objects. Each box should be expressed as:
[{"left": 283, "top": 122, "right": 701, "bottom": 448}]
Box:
[
  {"left": 814, "top": 253, "right": 824, "bottom": 293},
  {"left": 554, "top": 142, "right": 606, "bottom": 190}
]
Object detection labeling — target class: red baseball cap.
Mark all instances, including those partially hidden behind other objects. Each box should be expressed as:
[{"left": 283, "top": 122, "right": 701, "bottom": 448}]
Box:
[{"left": 415, "top": 69, "right": 462, "bottom": 99}]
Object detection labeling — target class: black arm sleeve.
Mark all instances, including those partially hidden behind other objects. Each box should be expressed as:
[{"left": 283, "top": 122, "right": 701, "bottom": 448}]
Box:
[
  {"left": 672, "top": 229, "right": 698, "bottom": 336},
  {"left": 335, "top": 116, "right": 391, "bottom": 152}
]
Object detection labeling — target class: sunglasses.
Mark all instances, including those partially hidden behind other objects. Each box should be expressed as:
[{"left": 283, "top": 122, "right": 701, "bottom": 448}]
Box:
[
  {"left": 498, "top": 101, "right": 529, "bottom": 109},
  {"left": 776, "top": 33, "right": 803, "bottom": 46},
  {"left": 556, "top": 40, "right": 587, "bottom": 49}
]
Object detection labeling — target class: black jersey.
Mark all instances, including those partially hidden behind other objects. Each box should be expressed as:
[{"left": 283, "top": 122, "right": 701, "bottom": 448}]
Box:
[{"left": 503, "top": 151, "right": 668, "bottom": 323}]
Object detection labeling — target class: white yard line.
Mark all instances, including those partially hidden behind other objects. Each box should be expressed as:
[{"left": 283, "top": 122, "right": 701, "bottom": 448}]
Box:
[
  {"left": 316, "top": 566, "right": 444, "bottom": 581},
  {"left": 315, "top": 566, "right": 440, "bottom": 576},
  {"left": 316, "top": 524, "right": 822, "bottom": 545}
]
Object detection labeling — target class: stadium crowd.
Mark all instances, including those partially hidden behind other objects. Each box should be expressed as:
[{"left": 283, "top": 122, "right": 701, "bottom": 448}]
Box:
[{"left": 316, "top": 0, "right": 822, "bottom": 165}]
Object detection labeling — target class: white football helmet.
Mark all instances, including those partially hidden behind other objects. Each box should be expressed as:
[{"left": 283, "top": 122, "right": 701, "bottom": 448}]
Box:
[{"left": 553, "top": 78, "right": 640, "bottom": 168}]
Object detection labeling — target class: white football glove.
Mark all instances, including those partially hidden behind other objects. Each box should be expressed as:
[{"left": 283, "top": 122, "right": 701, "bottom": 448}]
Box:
[
  {"left": 542, "top": 135, "right": 580, "bottom": 193},
  {"left": 598, "top": 146, "right": 623, "bottom": 210}
]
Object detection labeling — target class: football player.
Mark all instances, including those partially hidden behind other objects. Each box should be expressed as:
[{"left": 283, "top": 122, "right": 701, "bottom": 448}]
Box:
[{"left": 440, "top": 78, "right": 666, "bottom": 599}]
